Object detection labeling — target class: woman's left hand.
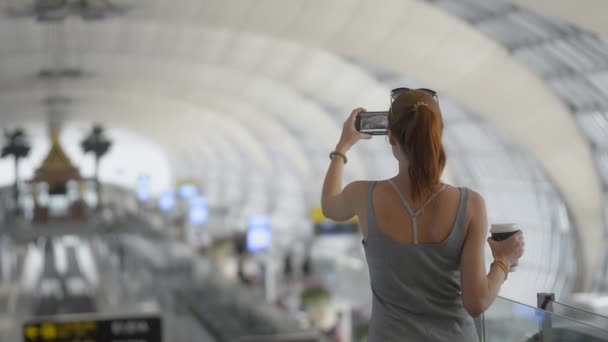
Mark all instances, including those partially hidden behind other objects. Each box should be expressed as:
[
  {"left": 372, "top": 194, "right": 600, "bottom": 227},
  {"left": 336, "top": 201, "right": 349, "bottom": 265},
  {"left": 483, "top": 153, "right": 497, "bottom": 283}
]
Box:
[{"left": 336, "top": 107, "right": 372, "bottom": 152}]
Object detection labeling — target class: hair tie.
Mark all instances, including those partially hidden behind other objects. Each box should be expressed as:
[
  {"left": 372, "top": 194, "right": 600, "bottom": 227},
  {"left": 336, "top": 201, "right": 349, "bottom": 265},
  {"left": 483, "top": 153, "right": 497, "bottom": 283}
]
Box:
[{"left": 413, "top": 101, "right": 429, "bottom": 111}]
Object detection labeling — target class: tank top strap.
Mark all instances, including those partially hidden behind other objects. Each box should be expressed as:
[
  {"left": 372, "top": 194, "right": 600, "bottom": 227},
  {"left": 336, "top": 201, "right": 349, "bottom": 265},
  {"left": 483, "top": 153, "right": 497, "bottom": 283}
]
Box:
[
  {"left": 387, "top": 180, "right": 449, "bottom": 244},
  {"left": 386, "top": 179, "right": 416, "bottom": 218},
  {"left": 450, "top": 187, "right": 470, "bottom": 246},
  {"left": 365, "top": 181, "right": 378, "bottom": 240},
  {"left": 416, "top": 184, "right": 448, "bottom": 216},
  {"left": 367, "top": 180, "right": 377, "bottom": 205}
]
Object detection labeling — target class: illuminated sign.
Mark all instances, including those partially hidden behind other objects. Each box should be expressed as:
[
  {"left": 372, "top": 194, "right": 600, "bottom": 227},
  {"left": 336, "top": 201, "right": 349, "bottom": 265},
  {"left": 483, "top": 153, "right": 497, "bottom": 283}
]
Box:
[
  {"left": 178, "top": 184, "right": 198, "bottom": 200},
  {"left": 189, "top": 196, "right": 209, "bottom": 226},
  {"left": 136, "top": 175, "right": 151, "bottom": 202},
  {"left": 23, "top": 315, "right": 161, "bottom": 342},
  {"left": 247, "top": 215, "right": 272, "bottom": 253},
  {"left": 158, "top": 191, "right": 175, "bottom": 212}
]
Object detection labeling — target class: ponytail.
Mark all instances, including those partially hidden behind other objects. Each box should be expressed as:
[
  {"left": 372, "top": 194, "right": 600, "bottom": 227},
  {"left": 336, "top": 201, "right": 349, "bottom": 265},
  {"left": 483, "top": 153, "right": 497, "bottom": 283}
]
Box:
[{"left": 399, "top": 104, "right": 446, "bottom": 201}]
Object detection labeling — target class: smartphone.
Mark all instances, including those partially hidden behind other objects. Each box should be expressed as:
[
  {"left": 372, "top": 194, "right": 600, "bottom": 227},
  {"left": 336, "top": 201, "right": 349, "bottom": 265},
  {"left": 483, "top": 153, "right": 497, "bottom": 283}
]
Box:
[{"left": 355, "top": 111, "right": 388, "bottom": 135}]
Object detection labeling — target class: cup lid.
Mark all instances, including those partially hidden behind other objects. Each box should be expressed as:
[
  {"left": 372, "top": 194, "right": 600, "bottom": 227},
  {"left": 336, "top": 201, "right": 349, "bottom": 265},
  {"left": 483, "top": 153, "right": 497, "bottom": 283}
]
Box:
[{"left": 490, "top": 223, "right": 518, "bottom": 233}]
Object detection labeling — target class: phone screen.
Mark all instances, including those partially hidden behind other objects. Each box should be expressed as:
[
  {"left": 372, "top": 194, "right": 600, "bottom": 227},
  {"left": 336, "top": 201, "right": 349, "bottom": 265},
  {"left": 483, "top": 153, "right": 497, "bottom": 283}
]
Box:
[{"left": 356, "top": 111, "right": 388, "bottom": 135}]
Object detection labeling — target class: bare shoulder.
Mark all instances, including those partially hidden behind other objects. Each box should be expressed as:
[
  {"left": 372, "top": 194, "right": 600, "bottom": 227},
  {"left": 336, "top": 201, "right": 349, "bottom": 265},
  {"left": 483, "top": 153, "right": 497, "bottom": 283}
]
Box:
[
  {"left": 344, "top": 181, "right": 371, "bottom": 212},
  {"left": 467, "top": 189, "right": 486, "bottom": 208},
  {"left": 344, "top": 180, "right": 369, "bottom": 197},
  {"left": 465, "top": 189, "right": 488, "bottom": 235},
  {"left": 468, "top": 190, "right": 486, "bottom": 215}
]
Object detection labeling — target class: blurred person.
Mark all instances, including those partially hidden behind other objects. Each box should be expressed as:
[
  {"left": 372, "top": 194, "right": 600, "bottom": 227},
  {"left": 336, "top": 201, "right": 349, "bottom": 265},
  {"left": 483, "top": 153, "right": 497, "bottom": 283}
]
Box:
[
  {"left": 237, "top": 253, "right": 260, "bottom": 286},
  {"left": 283, "top": 249, "right": 293, "bottom": 279},
  {"left": 321, "top": 89, "right": 525, "bottom": 341}
]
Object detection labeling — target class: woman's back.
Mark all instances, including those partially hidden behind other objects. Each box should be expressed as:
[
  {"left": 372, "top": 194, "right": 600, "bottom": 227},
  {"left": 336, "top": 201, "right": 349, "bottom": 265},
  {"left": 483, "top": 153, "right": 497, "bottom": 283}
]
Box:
[
  {"left": 321, "top": 90, "right": 524, "bottom": 340},
  {"left": 362, "top": 180, "right": 478, "bottom": 341}
]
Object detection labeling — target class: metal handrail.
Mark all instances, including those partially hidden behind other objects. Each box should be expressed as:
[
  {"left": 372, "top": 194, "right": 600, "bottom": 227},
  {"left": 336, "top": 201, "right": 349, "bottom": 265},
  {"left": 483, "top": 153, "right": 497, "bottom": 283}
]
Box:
[{"left": 552, "top": 300, "right": 608, "bottom": 320}]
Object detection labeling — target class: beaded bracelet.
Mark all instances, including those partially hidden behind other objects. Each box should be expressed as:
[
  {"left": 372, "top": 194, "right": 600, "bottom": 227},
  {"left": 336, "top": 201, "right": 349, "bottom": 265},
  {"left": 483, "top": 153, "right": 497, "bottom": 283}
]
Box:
[{"left": 329, "top": 151, "right": 348, "bottom": 164}]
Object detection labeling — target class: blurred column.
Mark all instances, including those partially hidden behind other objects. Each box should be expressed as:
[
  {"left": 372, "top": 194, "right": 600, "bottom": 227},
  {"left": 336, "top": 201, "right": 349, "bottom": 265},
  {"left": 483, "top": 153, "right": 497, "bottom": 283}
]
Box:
[
  {"left": 264, "top": 255, "right": 277, "bottom": 303},
  {"left": 336, "top": 305, "right": 353, "bottom": 342}
]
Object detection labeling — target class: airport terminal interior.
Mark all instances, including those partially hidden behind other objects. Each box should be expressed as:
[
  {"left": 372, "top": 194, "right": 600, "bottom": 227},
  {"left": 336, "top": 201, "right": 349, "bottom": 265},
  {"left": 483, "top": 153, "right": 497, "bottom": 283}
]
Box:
[{"left": 0, "top": 0, "right": 607, "bottom": 341}]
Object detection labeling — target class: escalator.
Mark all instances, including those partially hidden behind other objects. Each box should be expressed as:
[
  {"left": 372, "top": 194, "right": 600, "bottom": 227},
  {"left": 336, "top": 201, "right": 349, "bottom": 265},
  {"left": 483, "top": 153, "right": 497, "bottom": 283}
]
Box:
[
  {"left": 32, "top": 238, "right": 97, "bottom": 316},
  {"left": 60, "top": 244, "right": 96, "bottom": 314},
  {"left": 32, "top": 239, "right": 62, "bottom": 317}
]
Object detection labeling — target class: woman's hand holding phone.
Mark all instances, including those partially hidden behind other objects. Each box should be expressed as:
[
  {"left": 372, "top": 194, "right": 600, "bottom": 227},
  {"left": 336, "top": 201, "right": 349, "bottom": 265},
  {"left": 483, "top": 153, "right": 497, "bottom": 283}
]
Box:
[
  {"left": 336, "top": 108, "right": 373, "bottom": 153},
  {"left": 355, "top": 111, "right": 389, "bottom": 135}
]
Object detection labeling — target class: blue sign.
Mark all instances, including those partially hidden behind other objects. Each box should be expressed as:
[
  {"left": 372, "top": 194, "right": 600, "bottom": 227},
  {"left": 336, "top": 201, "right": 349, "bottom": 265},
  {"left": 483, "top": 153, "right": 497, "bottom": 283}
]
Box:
[
  {"left": 513, "top": 303, "right": 545, "bottom": 323},
  {"left": 247, "top": 215, "right": 272, "bottom": 253},
  {"left": 136, "top": 176, "right": 151, "bottom": 202},
  {"left": 189, "top": 196, "right": 209, "bottom": 226},
  {"left": 158, "top": 191, "right": 175, "bottom": 213},
  {"left": 178, "top": 184, "right": 198, "bottom": 200}
]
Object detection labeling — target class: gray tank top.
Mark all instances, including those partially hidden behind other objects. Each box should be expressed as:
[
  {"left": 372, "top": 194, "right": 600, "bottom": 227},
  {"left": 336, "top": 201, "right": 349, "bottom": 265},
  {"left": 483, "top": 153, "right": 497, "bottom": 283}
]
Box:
[{"left": 363, "top": 181, "right": 478, "bottom": 342}]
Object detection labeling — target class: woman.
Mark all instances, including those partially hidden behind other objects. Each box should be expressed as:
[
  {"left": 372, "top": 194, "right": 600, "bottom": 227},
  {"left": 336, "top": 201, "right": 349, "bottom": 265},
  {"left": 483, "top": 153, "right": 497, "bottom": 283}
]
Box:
[{"left": 321, "top": 89, "right": 525, "bottom": 341}]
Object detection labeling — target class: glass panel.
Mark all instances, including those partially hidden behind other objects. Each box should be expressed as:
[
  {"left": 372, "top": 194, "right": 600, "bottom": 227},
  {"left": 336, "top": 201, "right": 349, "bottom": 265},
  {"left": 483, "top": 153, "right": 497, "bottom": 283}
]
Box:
[
  {"left": 510, "top": 11, "right": 554, "bottom": 41},
  {"left": 587, "top": 71, "right": 608, "bottom": 99},
  {"left": 463, "top": 0, "right": 512, "bottom": 14},
  {"left": 514, "top": 48, "right": 555, "bottom": 76},
  {"left": 605, "top": 198, "right": 608, "bottom": 235},
  {"left": 582, "top": 35, "right": 608, "bottom": 61},
  {"left": 551, "top": 301, "right": 608, "bottom": 331},
  {"left": 483, "top": 297, "right": 608, "bottom": 342},
  {"left": 551, "top": 40, "right": 595, "bottom": 71},
  {"left": 482, "top": 296, "right": 544, "bottom": 341},
  {"left": 550, "top": 310, "right": 608, "bottom": 341},
  {"left": 598, "top": 152, "right": 608, "bottom": 184},
  {"left": 569, "top": 37, "right": 607, "bottom": 67},
  {"left": 549, "top": 78, "right": 596, "bottom": 110},
  {"left": 433, "top": 0, "right": 485, "bottom": 23},
  {"left": 476, "top": 20, "right": 502, "bottom": 43},
  {"left": 535, "top": 47, "right": 560, "bottom": 74},
  {"left": 576, "top": 112, "right": 608, "bottom": 148},
  {"left": 501, "top": 12, "right": 538, "bottom": 47}
]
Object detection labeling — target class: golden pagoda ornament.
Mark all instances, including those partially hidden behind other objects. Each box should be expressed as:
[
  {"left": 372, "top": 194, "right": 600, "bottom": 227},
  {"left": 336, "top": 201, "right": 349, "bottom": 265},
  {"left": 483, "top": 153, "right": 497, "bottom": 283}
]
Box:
[{"left": 30, "top": 133, "right": 87, "bottom": 223}]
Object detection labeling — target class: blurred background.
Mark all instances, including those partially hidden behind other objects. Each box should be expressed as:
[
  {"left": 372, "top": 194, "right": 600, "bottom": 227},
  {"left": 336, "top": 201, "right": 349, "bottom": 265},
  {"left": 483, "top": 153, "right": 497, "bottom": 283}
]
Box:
[{"left": 0, "top": 0, "right": 607, "bottom": 341}]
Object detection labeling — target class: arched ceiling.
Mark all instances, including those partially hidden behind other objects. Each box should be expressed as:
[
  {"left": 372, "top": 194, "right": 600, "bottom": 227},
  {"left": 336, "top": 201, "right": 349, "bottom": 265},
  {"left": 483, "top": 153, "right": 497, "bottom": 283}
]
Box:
[
  {"left": 0, "top": 0, "right": 604, "bottom": 291},
  {"left": 511, "top": 0, "right": 608, "bottom": 35}
]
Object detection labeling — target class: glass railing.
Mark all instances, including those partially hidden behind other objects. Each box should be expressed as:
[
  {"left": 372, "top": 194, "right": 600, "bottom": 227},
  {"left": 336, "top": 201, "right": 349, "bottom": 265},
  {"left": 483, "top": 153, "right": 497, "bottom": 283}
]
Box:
[
  {"left": 551, "top": 300, "right": 608, "bottom": 332},
  {"left": 480, "top": 296, "right": 546, "bottom": 341},
  {"left": 480, "top": 296, "right": 608, "bottom": 342},
  {"left": 234, "top": 332, "right": 324, "bottom": 342},
  {"left": 548, "top": 312, "right": 608, "bottom": 342}
]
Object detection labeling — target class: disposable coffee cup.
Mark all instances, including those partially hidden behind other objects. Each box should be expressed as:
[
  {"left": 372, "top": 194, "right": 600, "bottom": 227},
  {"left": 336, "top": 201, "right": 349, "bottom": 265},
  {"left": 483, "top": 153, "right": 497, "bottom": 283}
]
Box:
[{"left": 490, "top": 223, "right": 520, "bottom": 272}]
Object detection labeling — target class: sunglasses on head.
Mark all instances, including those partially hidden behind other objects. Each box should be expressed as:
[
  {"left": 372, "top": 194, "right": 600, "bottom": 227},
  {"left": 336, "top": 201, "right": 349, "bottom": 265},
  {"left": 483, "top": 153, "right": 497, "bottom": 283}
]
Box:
[{"left": 390, "top": 87, "right": 438, "bottom": 101}]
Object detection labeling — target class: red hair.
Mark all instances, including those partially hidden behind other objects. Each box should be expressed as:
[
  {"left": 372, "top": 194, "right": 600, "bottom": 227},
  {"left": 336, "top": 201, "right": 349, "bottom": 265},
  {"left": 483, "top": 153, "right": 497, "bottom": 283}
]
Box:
[{"left": 388, "top": 90, "right": 446, "bottom": 201}]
